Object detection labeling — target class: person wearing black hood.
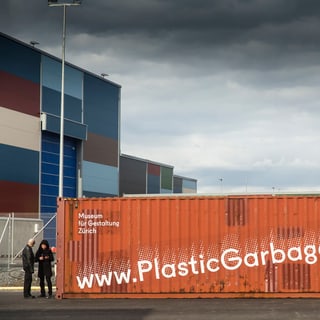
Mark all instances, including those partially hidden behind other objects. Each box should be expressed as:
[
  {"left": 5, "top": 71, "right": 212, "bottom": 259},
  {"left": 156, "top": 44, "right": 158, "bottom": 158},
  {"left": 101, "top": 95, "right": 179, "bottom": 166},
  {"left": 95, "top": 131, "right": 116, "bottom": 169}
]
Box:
[{"left": 35, "top": 239, "right": 54, "bottom": 298}]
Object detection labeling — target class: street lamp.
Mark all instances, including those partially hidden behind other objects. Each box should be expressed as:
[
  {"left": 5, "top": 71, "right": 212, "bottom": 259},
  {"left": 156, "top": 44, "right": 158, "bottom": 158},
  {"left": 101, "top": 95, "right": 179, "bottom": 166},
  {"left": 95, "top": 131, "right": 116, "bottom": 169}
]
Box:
[
  {"left": 48, "top": 0, "right": 81, "bottom": 197},
  {"left": 30, "top": 41, "right": 39, "bottom": 47}
]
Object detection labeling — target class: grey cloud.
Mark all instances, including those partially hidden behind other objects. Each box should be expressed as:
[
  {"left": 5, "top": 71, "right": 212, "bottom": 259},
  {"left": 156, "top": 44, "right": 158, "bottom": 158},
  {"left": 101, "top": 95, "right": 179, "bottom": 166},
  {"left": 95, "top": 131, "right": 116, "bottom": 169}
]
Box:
[
  {"left": 2, "top": 0, "right": 320, "bottom": 193},
  {"left": 3, "top": 0, "right": 320, "bottom": 74}
]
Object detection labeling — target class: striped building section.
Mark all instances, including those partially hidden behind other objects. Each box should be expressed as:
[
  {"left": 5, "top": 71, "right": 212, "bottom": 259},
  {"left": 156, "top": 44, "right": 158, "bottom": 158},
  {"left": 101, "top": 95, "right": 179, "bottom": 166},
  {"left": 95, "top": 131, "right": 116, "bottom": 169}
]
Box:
[
  {"left": 0, "top": 33, "right": 41, "bottom": 217},
  {"left": 40, "top": 52, "right": 121, "bottom": 242},
  {"left": 82, "top": 74, "right": 120, "bottom": 197},
  {"left": 0, "top": 32, "right": 197, "bottom": 248},
  {"left": 0, "top": 108, "right": 40, "bottom": 216},
  {"left": 119, "top": 154, "right": 177, "bottom": 195},
  {"left": 0, "top": 33, "right": 121, "bottom": 245}
]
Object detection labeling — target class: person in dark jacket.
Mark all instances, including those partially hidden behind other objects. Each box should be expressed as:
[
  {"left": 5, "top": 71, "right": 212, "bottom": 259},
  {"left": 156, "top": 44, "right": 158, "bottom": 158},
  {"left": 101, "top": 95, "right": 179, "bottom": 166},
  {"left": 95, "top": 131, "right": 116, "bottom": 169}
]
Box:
[
  {"left": 35, "top": 239, "right": 54, "bottom": 298},
  {"left": 22, "top": 238, "right": 35, "bottom": 298}
]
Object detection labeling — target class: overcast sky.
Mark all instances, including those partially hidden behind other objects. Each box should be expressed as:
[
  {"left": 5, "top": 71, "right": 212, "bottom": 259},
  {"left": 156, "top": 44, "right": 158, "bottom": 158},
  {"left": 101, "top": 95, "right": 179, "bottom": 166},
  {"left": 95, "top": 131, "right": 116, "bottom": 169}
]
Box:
[{"left": 2, "top": 0, "right": 320, "bottom": 194}]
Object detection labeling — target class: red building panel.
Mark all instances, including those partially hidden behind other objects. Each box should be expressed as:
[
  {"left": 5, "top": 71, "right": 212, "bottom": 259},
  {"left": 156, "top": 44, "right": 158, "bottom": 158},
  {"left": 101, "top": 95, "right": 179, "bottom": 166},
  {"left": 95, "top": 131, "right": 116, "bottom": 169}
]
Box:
[
  {"left": 0, "top": 70, "right": 40, "bottom": 116},
  {"left": 83, "top": 132, "right": 118, "bottom": 167},
  {"left": 0, "top": 180, "right": 38, "bottom": 216},
  {"left": 148, "top": 163, "right": 160, "bottom": 176}
]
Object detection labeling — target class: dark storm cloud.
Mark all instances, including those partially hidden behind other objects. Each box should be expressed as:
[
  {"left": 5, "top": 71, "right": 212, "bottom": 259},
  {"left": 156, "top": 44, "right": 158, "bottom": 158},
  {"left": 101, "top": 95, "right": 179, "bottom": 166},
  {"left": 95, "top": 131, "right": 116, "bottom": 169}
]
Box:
[
  {"left": 67, "top": 0, "right": 320, "bottom": 64},
  {"left": 1, "top": 0, "right": 320, "bottom": 78},
  {"left": 2, "top": 1, "right": 320, "bottom": 56},
  {"left": 79, "top": 0, "right": 320, "bottom": 76},
  {"left": 73, "top": 0, "right": 319, "bottom": 38},
  {"left": 2, "top": 0, "right": 320, "bottom": 193}
]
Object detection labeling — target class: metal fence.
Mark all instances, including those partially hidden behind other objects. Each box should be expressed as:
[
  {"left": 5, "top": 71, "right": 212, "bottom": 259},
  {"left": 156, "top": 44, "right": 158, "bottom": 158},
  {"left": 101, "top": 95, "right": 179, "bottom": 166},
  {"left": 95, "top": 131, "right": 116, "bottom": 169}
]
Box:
[{"left": 0, "top": 213, "right": 56, "bottom": 287}]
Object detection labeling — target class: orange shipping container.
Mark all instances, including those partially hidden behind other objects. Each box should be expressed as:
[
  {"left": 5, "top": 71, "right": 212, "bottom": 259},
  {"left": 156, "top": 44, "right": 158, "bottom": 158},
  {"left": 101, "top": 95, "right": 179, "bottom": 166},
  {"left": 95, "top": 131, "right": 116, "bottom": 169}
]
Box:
[{"left": 56, "top": 195, "right": 320, "bottom": 299}]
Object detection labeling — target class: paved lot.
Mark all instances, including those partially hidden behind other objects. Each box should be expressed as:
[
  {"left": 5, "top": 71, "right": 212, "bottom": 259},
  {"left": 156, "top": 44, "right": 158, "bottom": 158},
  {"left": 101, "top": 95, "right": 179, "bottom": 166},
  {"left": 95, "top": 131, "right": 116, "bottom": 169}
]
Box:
[
  {"left": 0, "top": 291, "right": 320, "bottom": 320},
  {"left": 1, "top": 262, "right": 320, "bottom": 320}
]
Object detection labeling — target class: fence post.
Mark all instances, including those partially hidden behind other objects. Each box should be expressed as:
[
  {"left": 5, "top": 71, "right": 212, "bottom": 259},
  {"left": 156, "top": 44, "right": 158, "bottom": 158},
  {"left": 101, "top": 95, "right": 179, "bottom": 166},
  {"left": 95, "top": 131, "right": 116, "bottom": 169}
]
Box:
[
  {"left": 10, "top": 213, "right": 14, "bottom": 264},
  {"left": 7, "top": 213, "right": 11, "bottom": 285}
]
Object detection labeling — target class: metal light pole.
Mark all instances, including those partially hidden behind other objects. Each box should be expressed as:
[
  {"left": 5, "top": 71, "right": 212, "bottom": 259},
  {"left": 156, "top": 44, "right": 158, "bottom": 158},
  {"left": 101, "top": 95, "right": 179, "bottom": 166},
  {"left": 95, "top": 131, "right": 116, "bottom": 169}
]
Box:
[
  {"left": 48, "top": 1, "right": 81, "bottom": 197},
  {"left": 219, "top": 178, "right": 223, "bottom": 194}
]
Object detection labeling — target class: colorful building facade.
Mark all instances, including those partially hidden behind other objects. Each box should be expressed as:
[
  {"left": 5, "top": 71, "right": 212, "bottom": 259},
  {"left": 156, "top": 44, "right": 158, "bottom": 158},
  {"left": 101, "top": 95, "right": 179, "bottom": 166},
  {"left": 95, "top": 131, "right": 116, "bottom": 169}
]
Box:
[{"left": 0, "top": 32, "right": 197, "bottom": 245}]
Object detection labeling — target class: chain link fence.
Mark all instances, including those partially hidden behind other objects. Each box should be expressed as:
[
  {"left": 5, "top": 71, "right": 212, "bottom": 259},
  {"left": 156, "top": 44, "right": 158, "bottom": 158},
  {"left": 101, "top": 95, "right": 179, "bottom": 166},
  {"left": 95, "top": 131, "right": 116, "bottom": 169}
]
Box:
[{"left": 0, "top": 213, "right": 56, "bottom": 287}]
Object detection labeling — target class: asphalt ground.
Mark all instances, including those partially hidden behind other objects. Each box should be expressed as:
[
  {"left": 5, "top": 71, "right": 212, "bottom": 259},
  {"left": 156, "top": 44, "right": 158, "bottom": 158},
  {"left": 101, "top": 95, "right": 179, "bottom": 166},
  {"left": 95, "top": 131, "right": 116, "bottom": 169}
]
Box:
[
  {"left": 0, "top": 289, "right": 320, "bottom": 320},
  {"left": 1, "top": 263, "right": 320, "bottom": 319}
]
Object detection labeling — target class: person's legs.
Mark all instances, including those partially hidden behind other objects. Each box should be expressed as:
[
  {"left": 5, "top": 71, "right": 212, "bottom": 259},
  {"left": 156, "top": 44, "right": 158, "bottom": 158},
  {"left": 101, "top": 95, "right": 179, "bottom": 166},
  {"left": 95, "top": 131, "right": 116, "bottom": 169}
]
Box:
[
  {"left": 23, "top": 272, "right": 33, "bottom": 297},
  {"left": 46, "top": 276, "right": 53, "bottom": 297},
  {"left": 39, "top": 276, "right": 46, "bottom": 297}
]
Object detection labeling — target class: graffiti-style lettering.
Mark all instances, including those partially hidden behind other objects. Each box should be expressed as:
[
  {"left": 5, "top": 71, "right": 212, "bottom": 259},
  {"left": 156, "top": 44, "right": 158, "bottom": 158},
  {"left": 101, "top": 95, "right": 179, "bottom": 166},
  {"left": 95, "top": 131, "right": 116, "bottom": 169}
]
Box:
[{"left": 76, "top": 242, "right": 320, "bottom": 289}]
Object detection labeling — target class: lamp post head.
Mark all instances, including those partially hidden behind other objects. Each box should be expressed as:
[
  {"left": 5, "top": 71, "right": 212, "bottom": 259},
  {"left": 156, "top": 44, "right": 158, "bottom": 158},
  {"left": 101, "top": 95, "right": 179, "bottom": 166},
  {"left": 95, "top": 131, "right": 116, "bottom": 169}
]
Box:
[
  {"left": 30, "top": 41, "right": 39, "bottom": 47},
  {"left": 48, "top": 0, "right": 81, "bottom": 6}
]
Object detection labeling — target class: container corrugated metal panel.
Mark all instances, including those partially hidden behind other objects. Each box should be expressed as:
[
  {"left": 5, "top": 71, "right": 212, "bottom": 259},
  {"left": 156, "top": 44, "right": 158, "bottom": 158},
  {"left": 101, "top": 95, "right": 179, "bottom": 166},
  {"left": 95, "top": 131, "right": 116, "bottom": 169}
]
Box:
[{"left": 56, "top": 195, "right": 320, "bottom": 299}]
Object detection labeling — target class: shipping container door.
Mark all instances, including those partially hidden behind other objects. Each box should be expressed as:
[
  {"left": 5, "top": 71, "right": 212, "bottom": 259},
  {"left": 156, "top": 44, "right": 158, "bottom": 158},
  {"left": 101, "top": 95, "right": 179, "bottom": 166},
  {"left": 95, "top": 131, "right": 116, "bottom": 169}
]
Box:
[{"left": 41, "top": 132, "right": 77, "bottom": 245}]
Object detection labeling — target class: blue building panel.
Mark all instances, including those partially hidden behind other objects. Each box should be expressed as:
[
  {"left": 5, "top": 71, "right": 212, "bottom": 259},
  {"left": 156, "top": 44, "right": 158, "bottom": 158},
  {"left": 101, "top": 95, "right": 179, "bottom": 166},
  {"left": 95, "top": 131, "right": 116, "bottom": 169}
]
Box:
[
  {"left": 41, "top": 184, "right": 58, "bottom": 197},
  {"left": 40, "top": 194, "right": 57, "bottom": 208},
  {"left": 182, "top": 179, "right": 197, "bottom": 190},
  {"left": 83, "top": 160, "right": 118, "bottom": 196},
  {"left": 42, "top": 55, "right": 83, "bottom": 99},
  {"left": 83, "top": 73, "right": 119, "bottom": 140},
  {"left": 42, "top": 87, "right": 82, "bottom": 122},
  {"left": 41, "top": 162, "right": 58, "bottom": 176},
  {"left": 41, "top": 56, "right": 61, "bottom": 92},
  {"left": 0, "top": 35, "right": 41, "bottom": 83},
  {"left": 65, "top": 64, "right": 83, "bottom": 100},
  {"left": 41, "top": 173, "right": 59, "bottom": 187},
  {"left": 41, "top": 132, "right": 77, "bottom": 215},
  {"left": 83, "top": 191, "right": 116, "bottom": 198},
  {"left": 64, "top": 94, "right": 82, "bottom": 122},
  {"left": 0, "top": 144, "right": 39, "bottom": 184},
  {"left": 42, "top": 113, "right": 87, "bottom": 140},
  {"left": 147, "top": 174, "right": 160, "bottom": 193}
]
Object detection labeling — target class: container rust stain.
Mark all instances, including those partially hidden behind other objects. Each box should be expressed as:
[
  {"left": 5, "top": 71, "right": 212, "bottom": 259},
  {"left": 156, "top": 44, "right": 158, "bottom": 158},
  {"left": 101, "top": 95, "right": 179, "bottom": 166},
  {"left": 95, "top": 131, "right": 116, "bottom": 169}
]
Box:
[{"left": 56, "top": 195, "right": 320, "bottom": 298}]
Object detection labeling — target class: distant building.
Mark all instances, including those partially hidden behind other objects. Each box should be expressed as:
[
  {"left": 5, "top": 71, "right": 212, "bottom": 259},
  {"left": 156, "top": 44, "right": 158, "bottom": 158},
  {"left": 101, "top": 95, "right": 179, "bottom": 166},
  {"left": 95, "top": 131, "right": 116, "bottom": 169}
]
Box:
[
  {"left": 120, "top": 154, "right": 197, "bottom": 195},
  {"left": 173, "top": 175, "right": 197, "bottom": 194},
  {"left": 0, "top": 32, "right": 196, "bottom": 246}
]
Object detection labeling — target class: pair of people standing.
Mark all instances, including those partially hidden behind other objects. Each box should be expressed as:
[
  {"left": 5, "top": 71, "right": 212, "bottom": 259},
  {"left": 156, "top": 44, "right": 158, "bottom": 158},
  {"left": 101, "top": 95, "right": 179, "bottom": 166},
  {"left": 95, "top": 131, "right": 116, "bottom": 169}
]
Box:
[{"left": 22, "top": 239, "right": 54, "bottom": 298}]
